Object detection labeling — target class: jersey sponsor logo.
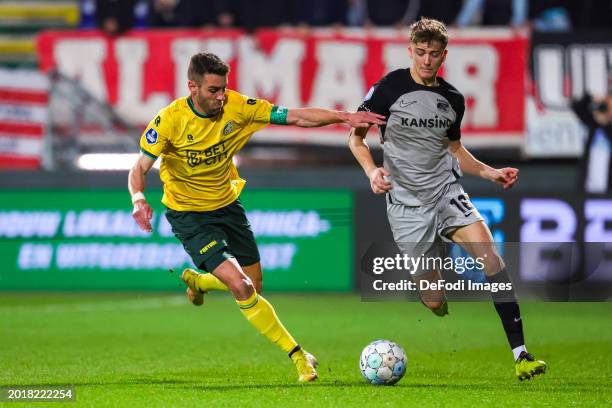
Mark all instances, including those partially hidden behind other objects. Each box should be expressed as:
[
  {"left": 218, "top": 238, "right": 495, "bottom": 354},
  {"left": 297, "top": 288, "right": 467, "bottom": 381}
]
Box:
[
  {"left": 186, "top": 151, "right": 200, "bottom": 167},
  {"left": 399, "top": 100, "right": 417, "bottom": 108},
  {"left": 222, "top": 120, "right": 234, "bottom": 136},
  {"left": 145, "top": 128, "right": 158, "bottom": 144},
  {"left": 186, "top": 141, "right": 228, "bottom": 168},
  {"left": 199, "top": 240, "right": 218, "bottom": 254},
  {"left": 246, "top": 98, "right": 257, "bottom": 105},
  {"left": 400, "top": 116, "right": 452, "bottom": 128},
  {"left": 436, "top": 99, "right": 450, "bottom": 113},
  {"left": 154, "top": 115, "right": 161, "bottom": 127}
]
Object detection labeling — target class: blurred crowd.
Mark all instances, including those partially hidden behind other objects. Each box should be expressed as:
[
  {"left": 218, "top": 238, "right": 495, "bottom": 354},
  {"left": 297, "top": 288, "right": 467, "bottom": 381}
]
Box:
[{"left": 83, "top": 0, "right": 612, "bottom": 35}]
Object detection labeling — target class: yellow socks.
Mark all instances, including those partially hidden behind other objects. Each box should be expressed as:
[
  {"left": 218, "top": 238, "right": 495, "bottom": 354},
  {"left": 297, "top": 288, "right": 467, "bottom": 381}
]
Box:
[
  {"left": 236, "top": 291, "right": 317, "bottom": 382},
  {"left": 237, "top": 291, "right": 298, "bottom": 354},
  {"left": 197, "top": 273, "right": 228, "bottom": 292}
]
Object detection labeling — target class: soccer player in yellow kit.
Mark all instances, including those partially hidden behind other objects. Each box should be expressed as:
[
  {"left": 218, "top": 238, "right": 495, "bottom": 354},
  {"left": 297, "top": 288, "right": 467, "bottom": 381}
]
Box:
[{"left": 128, "top": 52, "right": 385, "bottom": 382}]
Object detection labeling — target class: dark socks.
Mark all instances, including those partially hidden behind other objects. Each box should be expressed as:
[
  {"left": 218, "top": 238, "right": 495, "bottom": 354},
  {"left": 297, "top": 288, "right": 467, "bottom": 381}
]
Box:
[{"left": 486, "top": 269, "right": 525, "bottom": 350}]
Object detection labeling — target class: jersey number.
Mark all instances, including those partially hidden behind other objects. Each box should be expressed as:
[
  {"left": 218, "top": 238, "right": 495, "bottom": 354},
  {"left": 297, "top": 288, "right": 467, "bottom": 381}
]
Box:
[{"left": 450, "top": 194, "right": 474, "bottom": 217}]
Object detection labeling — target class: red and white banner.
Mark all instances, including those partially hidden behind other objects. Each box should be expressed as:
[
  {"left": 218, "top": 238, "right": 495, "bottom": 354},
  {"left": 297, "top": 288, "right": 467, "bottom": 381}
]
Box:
[
  {"left": 0, "top": 69, "right": 48, "bottom": 169},
  {"left": 527, "top": 32, "right": 612, "bottom": 157},
  {"left": 38, "top": 29, "right": 527, "bottom": 147}
]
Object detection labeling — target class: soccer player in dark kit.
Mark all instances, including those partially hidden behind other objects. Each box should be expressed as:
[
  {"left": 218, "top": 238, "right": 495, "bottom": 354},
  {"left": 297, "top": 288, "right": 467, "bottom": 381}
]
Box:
[{"left": 348, "top": 18, "right": 547, "bottom": 380}]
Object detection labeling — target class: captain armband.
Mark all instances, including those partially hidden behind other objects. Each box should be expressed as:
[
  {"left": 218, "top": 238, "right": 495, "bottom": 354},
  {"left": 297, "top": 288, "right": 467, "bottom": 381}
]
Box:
[{"left": 270, "top": 105, "right": 288, "bottom": 125}]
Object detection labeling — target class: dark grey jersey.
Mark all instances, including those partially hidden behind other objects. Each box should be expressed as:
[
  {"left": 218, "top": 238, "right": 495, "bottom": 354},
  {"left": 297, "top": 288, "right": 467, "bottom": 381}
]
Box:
[{"left": 359, "top": 69, "right": 465, "bottom": 206}]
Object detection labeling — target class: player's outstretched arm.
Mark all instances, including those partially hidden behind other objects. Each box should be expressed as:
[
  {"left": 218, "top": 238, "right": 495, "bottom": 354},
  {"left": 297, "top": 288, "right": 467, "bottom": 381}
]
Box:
[
  {"left": 448, "top": 140, "right": 519, "bottom": 189},
  {"left": 286, "top": 108, "right": 385, "bottom": 128},
  {"left": 348, "top": 126, "right": 392, "bottom": 194},
  {"left": 128, "top": 153, "right": 156, "bottom": 232}
]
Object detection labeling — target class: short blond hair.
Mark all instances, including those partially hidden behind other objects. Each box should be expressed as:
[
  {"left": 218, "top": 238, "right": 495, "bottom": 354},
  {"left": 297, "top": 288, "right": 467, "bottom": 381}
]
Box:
[{"left": 409, "top": 18, "right": 448, "bottom": 49}]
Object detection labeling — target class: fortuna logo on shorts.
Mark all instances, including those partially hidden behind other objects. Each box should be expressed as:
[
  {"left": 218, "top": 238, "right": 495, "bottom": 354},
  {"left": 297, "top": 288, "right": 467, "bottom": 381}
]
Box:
[
  {"left": 199, "top": 240, "right": 218, "bottom": 254},
  {"left": 186, "top": 141, "right": 228, "bottom": 167},
  {"left": 400, "top": 116, "right": 451, "bottom": 128}
]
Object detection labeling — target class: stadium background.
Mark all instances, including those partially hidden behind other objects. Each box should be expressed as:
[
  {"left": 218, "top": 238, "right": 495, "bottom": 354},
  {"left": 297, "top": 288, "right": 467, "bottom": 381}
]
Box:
[{"left": 0, "top": 1, "right": 611, "bottom": 406}]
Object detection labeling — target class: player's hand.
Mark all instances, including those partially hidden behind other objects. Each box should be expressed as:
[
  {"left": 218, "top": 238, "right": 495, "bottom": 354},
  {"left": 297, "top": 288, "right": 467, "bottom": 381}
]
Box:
[
  {"left": 344, "top": 111, "right": 386, "bottom": 128},
  {"left": 368, "top": 167, "right": 392, "bottom": 194},
  {"left": 132, "top": 200, "right": 153, "bottom": 232},
  {"left": 491, "top": 167, "right": 519, "bottom": 189}
]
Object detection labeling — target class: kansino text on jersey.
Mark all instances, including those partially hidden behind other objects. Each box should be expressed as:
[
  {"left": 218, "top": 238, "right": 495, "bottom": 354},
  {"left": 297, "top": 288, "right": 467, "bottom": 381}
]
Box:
[
  {"left": 372, "top": 279, "right": 512, "bottom": 293},
  {"left": 400, "top": 116, "right": 452, "bottom": 128}
]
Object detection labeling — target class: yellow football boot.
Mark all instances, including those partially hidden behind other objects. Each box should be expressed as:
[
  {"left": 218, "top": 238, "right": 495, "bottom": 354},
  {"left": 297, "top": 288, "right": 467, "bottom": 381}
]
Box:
[
  {"left": 180, "top": 268, "right": 205, "bottom": 306},
  {"left": 290, "top": 348, "right": 318, "bottom": 383},
  {"left": 516, "top": 351, "right": 547, "bottom": 381}
]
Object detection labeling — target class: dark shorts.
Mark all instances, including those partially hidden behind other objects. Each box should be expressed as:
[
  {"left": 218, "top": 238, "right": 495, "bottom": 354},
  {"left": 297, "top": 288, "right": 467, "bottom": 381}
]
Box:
[{"left": 165, "top": 199, "right": 260, "bottom": 272}]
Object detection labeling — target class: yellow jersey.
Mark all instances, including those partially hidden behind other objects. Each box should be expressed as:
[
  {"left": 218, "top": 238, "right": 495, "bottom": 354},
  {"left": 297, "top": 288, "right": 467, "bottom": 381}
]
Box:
[{"left": 139, "top": 90, "right": 285, "bottom": 211}]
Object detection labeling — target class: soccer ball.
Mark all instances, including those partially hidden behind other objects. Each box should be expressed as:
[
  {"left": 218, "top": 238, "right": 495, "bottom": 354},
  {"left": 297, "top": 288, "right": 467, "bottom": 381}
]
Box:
[{"left": 359, "top": 339, "right": 407, "bottom": 385}]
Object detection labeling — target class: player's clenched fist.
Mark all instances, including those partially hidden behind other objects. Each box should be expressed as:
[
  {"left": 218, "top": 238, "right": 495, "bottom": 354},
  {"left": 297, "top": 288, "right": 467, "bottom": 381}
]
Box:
[
  {"left": 132, "top": 199, "right": 153, "bottom": 232},
  {"left": 499, "top": 167, "right": 519, "bottom": 189},
  {"left": 368, "top": 167, "right": 392, "bottom": 195},
  {"left": 492, "top": 167, "right": 519, "bottom": 189}
]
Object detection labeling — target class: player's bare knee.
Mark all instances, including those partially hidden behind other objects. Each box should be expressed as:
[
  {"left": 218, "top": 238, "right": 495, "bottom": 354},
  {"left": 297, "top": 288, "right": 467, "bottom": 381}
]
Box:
[
  {"left": 238, "top": 278, "right": 256, "bottom": 299},
  {"left": 226, "top": 276, "right": 254, "bottom": 299}
]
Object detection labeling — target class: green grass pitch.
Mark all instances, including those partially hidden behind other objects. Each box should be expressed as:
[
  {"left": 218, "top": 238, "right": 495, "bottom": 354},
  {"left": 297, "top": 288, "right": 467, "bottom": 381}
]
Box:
[{"left": 1, "top": 293, "right": 610, "bottom": 407}]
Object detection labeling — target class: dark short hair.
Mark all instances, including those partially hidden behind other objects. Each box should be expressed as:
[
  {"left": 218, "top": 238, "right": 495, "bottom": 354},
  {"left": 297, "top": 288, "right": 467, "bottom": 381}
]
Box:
[
  {"left": 409, "top": 18, "right": 448, "bottom": 49},
  {"left": 188, "top": 53, "right": 230, "bottom": 83}
]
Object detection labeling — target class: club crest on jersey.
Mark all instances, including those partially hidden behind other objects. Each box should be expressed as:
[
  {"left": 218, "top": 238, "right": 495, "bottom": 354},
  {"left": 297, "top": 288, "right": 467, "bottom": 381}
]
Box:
[
  {"left": 222, "top": 120, "right": 234, "bottom": 136},
  {"left": 437, "top": 99, "right": 450, "bottom": 113},
  {"left": 145, "top": 128, "right": 158, "bottom": 144}
]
